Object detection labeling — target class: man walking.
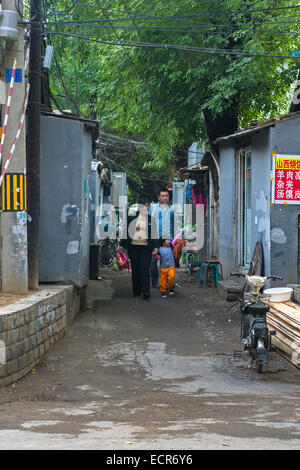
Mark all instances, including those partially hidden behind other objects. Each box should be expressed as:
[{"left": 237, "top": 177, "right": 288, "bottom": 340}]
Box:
[{"left": 149, "top": 189, "right": 174, "bottom": 287}]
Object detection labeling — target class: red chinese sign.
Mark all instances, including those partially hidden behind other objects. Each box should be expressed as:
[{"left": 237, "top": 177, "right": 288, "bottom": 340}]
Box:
[{"left": 274, "top": 155, "right": 300, "bottom": 204}]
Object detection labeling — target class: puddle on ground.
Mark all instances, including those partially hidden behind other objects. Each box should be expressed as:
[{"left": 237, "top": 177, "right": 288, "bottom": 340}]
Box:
[{"left": 95, "top": 341, "right": 300, "bottom": 396}]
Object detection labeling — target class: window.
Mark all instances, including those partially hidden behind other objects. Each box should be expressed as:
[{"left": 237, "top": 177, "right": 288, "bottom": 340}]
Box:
[{"left": 237, "top": 148, "right": 252, "bottom": 267}]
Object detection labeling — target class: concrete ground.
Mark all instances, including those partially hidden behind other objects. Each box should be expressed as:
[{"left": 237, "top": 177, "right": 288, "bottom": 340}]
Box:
[{"left": 0, "top": 268, "right": 299, "bottom": 450}]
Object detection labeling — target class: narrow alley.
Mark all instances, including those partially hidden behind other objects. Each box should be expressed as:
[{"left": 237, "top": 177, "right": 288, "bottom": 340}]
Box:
[{"left": 0, "top": 269, "right": 299, "bottom": 450}]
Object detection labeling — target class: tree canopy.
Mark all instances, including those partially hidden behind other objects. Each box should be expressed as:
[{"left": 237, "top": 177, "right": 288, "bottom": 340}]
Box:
[{"left": 38, "top": 0, "right": 300, "bottom": 198}]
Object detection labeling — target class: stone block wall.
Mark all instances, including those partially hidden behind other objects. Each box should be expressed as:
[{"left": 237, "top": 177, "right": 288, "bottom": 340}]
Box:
[{"left": 0, "top": 286, "right": 80, "bottom": 387}]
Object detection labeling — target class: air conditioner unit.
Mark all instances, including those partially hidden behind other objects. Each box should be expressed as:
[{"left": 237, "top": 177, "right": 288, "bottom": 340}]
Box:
[{"left": 0, "top": 11, "right": 19, "bottom": 40}]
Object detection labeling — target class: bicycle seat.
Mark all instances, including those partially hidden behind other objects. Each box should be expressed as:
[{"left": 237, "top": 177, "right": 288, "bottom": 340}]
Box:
[{"left": 244, "top": 303, "right": 269, "bottom": 315}]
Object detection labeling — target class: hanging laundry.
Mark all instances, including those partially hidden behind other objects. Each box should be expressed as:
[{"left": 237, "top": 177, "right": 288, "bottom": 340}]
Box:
[
  {"left": 186, "top": 184, "right": 192, "bottom": 201},
  {"left": 191, "top": 185, "right": 208, "bottom": 217}
]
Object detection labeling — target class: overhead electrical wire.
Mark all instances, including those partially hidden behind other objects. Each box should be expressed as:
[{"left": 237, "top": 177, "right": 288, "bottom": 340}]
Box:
[
  {"left": 25, "top": 0, "right": 300, "bottom": 41},
  {"left": 42, "top": 21, "right": 300, "bottom": 38},
  {"left": 40, "top": 0, "right": 300, "bottom": 19},
  {"left": 27, "top": 0, "right": 300, "bottom": 26},
  {"left": 45, "top": 31, "right": 300, "bottom": 60},
  {"left": 41, "top": 0, "right": 214, "bottom": 17},
  {"left": 98, "top": 138, "right": 185, "bottom": 162},
  {"left": 43, "top": 0, "right": 80, "bottom": 16},
  {"left": 40, "top": 0, "right": 214, "bottom": 14},
  {"left": 98, "top": 137, "right": 173, "bottom": 183},
  {"left": 41, "top": 0, "right": 300, "bottom": 61},
  {"left": 98, "top": 130, "right": 149, "bottom": 146},
  {"left": 40, "top": 1, "right": 300, "bottom": 141},
  {"left": 33, "top": 17, "right": 300, "bottom": 39},
  {"left": 40, "top": 17, "right": 300, "bottom": 29},
  {"left": 99, "top": 154, "right": 172, "bottom": 184},
  {"left": 39, "top": 4, "right": 300, "bottom": 25},
  {"left": 27, "top": 0, "right": 300, "bottom": 38},
  {"left": 41, "top": 16, "right": 300, "bottom": 25},
  {"left": 40, "top": 3, "right": 300, "bottom": 119}
]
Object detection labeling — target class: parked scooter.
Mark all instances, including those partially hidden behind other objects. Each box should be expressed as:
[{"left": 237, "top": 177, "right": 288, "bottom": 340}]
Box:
[{"left": 230, "top": 273, "right": 283, "bottom": 373}]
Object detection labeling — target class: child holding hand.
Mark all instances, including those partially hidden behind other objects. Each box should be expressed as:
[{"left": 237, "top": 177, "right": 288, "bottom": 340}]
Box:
[{"left": 157, "top": 230, "right": 183, "bottom": 298}]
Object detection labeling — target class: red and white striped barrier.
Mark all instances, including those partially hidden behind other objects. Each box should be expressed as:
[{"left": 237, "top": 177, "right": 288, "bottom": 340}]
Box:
[
  {"left": 0, "top": 58, "right": 17, "bottom": 166},
  {"left": 0, "top": 83, "right": 30, "bottom": 188}
]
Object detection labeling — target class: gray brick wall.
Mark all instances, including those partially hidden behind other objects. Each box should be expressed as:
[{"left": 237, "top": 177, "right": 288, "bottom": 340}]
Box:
[{"left": 0, "top": 286, "right": 80, "bottom": 387}]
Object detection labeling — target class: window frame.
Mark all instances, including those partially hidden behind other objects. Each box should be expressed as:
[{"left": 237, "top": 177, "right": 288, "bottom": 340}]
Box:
[{"left": 237, "top": 146, "right": 252, "bottom": 268}]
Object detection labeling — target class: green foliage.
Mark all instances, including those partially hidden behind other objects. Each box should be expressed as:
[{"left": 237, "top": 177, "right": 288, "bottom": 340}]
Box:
[{"left": 45, "top": 0, "right": 300, "bottom": 192}]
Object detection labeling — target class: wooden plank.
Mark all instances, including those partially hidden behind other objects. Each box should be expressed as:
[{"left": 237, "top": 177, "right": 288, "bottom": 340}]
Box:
[
  {"left": 267, "top": 307, "right": 300, "bottom": 330},
  {"left": 265, "top": 301, "right": 300, "bottom": 321},
  {"left": 267, "top": 313, "right": 300, "bottom": 336},
  {"left": 268, "top": 314, "right": 300, "bottom": 334},
  {"left": 272, "top": 335, "right": 300, "bottom": 367},
  {"left": 267, "top": 321, "right": 299, "bottom": 345},
  {"left": 264, "top": 299, "right": 300, "bottom": 312},
  {"left": 277, "top": 350, "right": 300, "bottom": 370},
  {"left": 262, "top": 299, "right": 300, "bottom": 368},
  {"left": 267, "top": 315, "right": 300, "bottom": 342},
  {"left": 269, "top": 327, "right": 298, "bottom": 351},
  {"left": 285, "top": 301, "right": 300, "bottom": 310},
  {"left": 267, "top": 305, "right": 300, "bottom": 323}
]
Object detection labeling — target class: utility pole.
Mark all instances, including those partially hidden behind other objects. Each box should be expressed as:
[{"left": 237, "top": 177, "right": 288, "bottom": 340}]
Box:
[
  {"left": 27, "top": 0, "right": 41, "bottom": 290},
  {"left": 1, "top": 0, "right": 28, "bottom": 293}
]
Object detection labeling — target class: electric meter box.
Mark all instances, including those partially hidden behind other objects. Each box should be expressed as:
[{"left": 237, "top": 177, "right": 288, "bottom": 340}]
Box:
[
  {"left": 111, "top": 172, "right": 127, "bottom": 208},
  {"left": 0, "top": 10, "right": 19, "bottom": 40}
]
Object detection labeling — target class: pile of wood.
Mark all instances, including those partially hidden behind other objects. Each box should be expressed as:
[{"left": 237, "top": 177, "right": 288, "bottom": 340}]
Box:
[{"left": 265, "top": 301, "right": 300, "bottom": 369}]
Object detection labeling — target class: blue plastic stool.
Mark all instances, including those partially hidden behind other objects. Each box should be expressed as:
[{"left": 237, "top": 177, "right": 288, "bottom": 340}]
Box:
[{"left": 198, "top": 260, "right": 223, "bottom": 287}]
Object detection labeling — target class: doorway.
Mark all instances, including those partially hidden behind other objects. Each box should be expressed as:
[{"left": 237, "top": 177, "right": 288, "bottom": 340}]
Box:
[{"left": 237, "top": 147, "right": 252, "bottom": 268}]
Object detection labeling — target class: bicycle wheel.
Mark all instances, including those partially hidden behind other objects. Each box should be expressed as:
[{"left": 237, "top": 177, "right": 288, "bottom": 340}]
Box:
[
  {"left": 187, "top": 253, "right": 194, "bottom": 275},
  {"left": 99, "top": 238, "right": 117, "bottom": 267},
  {"left": 254, "top": 338, "right": 268, "bottom": 373}
]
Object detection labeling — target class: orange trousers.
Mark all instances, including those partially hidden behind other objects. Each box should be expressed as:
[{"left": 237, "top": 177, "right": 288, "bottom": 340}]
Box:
[{"left": 159, "top": 266, "right": 175, "bottom": 293}]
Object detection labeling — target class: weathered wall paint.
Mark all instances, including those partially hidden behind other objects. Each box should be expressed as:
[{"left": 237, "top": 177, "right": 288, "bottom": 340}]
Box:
[
  {"left": 60, "top": 204, "right": 80, "bottom": 224},
  {"left": 39, "top": 115, "right": 92, "bottom": 287},
  {"left": 66, "top": 240, "right": 79, "bottom": 255},
  {"left": 271, "top": 227, "right": 287, "bottom": 244},
  {"left": 10, "top": 210, "right": 28, "bottom": 277},
  {"left": 218, "top": 115, "right": 300, "bottom": 285},
  {"left": 251, "top": 130, "right": 271, "bottom": 277},
  {"left": 218, "top": 142, "right": 236, "bottom": 276},
  {"left": 269, "top": 116, "right": 300, "bottom": 284}
]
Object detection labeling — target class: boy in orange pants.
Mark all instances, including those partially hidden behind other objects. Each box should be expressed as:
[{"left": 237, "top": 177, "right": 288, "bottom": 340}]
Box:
[
  {"left": 160, "top": 264, "right": 175, "bottom": 298},
  {"left": 157, "top": 230, "right": 182, "bottom": 298}
]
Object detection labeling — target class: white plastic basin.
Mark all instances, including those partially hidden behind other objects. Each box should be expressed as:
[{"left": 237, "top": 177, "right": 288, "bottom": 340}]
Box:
[{"left": 263, "top": 287, "right": 292, "bottom": 302}]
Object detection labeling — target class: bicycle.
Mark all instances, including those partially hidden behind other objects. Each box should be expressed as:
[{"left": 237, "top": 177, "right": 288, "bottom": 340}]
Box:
[
  {"left": 230, "top": 272, "right": 283, "bottom": 373},
  {"left": 183, "top": 225, "right": 197, "bottom": 278},
  {"left": 98, "top": 235, "right": 119, "bottom": 268},
  {"left": 187, "top": 252, "right": 195, "bottom": 275},
  {"left": 97, "top": 217, "right": 121, "bottom": 268}
]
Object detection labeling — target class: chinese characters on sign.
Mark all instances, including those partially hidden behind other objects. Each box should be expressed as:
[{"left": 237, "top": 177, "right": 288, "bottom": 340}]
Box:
[{"left": 274, "top": 155, "right": 300, "bottom": 204}]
